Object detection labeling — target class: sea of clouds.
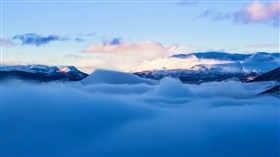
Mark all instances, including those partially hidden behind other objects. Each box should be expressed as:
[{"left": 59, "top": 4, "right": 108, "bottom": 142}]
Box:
[{"left": 2, "top": 70, "right": 279, "bottom": 157}]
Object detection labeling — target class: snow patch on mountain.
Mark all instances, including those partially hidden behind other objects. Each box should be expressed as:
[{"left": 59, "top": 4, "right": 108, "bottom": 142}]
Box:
[{"left": 57, "top": 67, "right": 71, "bottom": 73}]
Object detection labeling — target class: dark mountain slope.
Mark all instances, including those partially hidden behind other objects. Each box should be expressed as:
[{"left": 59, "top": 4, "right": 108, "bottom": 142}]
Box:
[{"left": 252, "top": 67, "right": 280, "bottom": 82}]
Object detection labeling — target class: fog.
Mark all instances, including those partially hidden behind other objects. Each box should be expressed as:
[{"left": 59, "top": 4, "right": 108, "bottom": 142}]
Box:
[{"left": 1, "top": 70, "right": 279, "bottom": 157}]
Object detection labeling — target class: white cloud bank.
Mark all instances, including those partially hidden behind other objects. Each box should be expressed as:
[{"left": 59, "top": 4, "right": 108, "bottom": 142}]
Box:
[
  {"left": 75, "top": 39, "right": 201, "bottom": 73},
  {"left": 2, "top": 71, "right": 279, "bottom": 157}
]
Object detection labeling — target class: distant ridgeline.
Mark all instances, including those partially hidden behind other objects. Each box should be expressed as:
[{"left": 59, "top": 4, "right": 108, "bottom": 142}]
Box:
[
  {"left": 1, "top": 52, "right": 279, "bottom": 85},
  {"left": 250, "top": 67, "right": 280, "bottom": 95},
  {"left": 131, "top": 52, "right": 280, "bottom": 84},
  {"left": 0, "top": 65, "right": 88, "bottom": 82}
]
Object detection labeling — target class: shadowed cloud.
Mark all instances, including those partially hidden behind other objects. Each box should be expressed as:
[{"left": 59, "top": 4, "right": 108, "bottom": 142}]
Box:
[
  {"left": 12, "top": 33, "right": 69, "bottom": 46},
  {"left": 2, "top": 73, "right": 279, "bottom": 156}
]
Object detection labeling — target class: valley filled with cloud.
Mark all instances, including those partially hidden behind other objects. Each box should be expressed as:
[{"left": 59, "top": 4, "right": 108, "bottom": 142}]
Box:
[
  {"left": 2, "top": 70, "right": 279, "bottom": 157},
  {"left": 1, "top": 1, "right": 279, "bottom": 156}
]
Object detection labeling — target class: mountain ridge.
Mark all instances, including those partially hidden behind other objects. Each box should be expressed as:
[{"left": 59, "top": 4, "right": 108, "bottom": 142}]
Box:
[
  {"left": 131, "top": 52, "right": 279, "bottom": 84},
  {"left": 0, "top": 64, "right": 88, "bottom": 82},
  {"left": 130, "top": 52, "right": 279, "bottom": 73}
]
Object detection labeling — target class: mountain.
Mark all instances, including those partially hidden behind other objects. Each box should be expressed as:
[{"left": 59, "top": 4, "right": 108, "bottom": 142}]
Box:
[
  {"left": 249, "top": 67, "right": 280, "bottom": 95},
  {"left": 172, "top": 52, "right": 251, "bottom": 61},
  {"left": 251, "top": 67, "right": 280, "bottom": 82},
  {"left": 0, "top": 64, "right": 88, "bottom": 82},
  {"left": 130, "top": 52, "right": 279, "bottom": 83},
  {"left": 259, "top": 85, "right": 280, "bottom": 95}
]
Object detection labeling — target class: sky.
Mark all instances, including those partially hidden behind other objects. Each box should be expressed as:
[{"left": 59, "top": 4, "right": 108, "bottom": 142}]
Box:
[{"left": 0, "top": 0, "right": 279, "bottom": 73}]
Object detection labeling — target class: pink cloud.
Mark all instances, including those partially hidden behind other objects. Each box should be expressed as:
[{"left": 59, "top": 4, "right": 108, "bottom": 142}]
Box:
[
  {"left": 0, "top": 38, "right": 15, "bottom": 47},
  {"left": 80, "top": 39, "right": 201, "bottom": 72},
  {"left": 84, "top": 40, "right": 165, "bottom": 54},
  {"left": 234, "top": 1, "right": 280, "bottom": 27}
]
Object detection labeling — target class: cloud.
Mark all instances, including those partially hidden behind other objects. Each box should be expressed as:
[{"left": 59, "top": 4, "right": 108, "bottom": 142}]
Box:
[
  {"left": 75, "top": 32, "right": 97, "bottom": 42},
  {"left": 6, "top": 32, "right": 96, "bottom": 47},
  {"left": 0, "top": 38, "right": 15, "bottom": 47},
  {"left": 234, "top": 1, "right": 280, "bottom": 27},
  {"left": 84, "top": 38, "right": 165, "bottom": 54},
  {"left": 1, "top": 59, "right": 27, "bottom": 65},
  {"left": 74, "top": 37, "right": 85, "bottom": 42},
  {"left": 77, "top": 32, "right": 97, "bottom": 37},
  {"left": 12, "top": 33, "right": 69, "bottom": 46},
  {"left": 199, "top": 9, "right": 232, "bottom": 21},
  {"left": 200, "top": 1, "right": 280, "bottom": 27},
  {"left": 73, "top": 54, "right": 154, "bottom": 74},
  {"left": 81, "top": 69, "right": 157, "bottom": 85},
  {"left": 2, "top": 73, "right": 279, "bottom": 156},
  {"left": 76, "top": 39, "right": 203, "bottom": 73}
]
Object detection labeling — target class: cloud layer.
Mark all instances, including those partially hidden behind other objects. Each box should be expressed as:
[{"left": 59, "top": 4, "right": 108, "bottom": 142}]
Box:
[{"left": 2, "top": 70, "right": 279, "bottom": 157}]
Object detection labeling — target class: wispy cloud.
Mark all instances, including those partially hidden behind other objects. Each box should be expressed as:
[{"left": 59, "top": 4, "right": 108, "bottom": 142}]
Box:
[
  {"left": 77, "top": 32, "right": 97, "bottom": 38},
  {"left": 74, "top": 38, "right": 83, "bottom": 42},
  {"left": 64, "top": 54, "right": 84, "bottom": 60},
  {"left": 177, "top": 0, "right": 197, "bottom": 6},
  {"left": 234, "top": 1, "right": 280, "bottom": 27},
  {"left": 10, "top": 32, "right": 96, "bottom": 46},
  {"left": 199, "top": 9, "right": 232, "bottom": 21},
  {"left": 75, "top": 32, "right": 97, "bottom": 42},
  {"left": 12, "top": 33, "right": 69, "bottom": 46}
]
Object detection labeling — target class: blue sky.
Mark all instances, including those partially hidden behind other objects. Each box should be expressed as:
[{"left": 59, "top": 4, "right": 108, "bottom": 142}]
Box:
[{"left": 1, "top": 0, "right": 279, "bottom": 73}]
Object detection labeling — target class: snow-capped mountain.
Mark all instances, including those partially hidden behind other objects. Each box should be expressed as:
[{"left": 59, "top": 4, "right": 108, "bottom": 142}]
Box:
[
  {"left": 130, "top": 52, "right": 279, "bottom": 73},
  {"left": 129, "top": 54, "right": 232, "bottom": 73},
  {"left": 1, "top": 64, "right": 79, "bottom": 74},
  {"left": 130, "top": 52, "right": 279, "bottom": 83},
  {"left": 0, "top": 64, "right": 88, "bottom": 82}
]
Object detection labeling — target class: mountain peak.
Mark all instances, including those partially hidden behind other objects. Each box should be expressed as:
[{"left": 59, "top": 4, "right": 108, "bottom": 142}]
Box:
[{"left": 56, "top": 66, "right": 79, "bottom": 73}]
